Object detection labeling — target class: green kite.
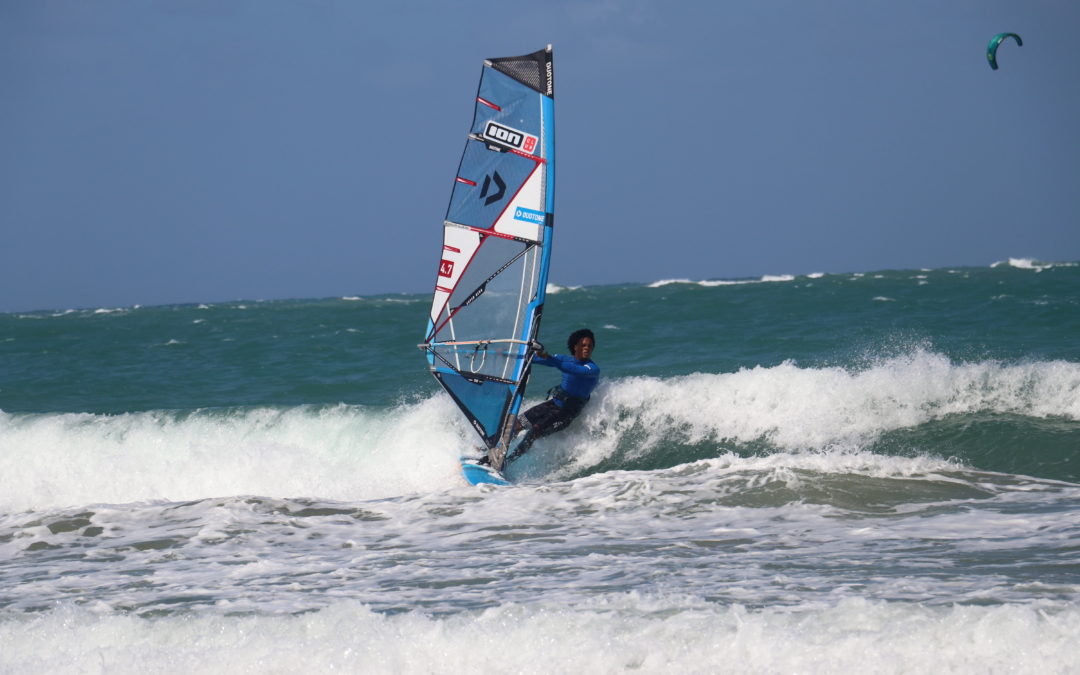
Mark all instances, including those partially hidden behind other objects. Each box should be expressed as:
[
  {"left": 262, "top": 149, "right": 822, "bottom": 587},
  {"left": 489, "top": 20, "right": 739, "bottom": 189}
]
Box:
[{"left": 987, "top": 33, "right": 1022, "bottom": 70}]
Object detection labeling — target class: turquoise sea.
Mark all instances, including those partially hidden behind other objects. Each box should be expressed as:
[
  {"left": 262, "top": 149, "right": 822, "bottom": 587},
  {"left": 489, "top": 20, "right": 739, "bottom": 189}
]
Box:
[{"left": 1, "top": 258, "right": 1079, "bottom": 672}]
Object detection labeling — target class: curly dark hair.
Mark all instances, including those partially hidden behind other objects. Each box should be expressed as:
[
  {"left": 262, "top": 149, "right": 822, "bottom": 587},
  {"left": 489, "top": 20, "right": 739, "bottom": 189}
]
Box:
[{"left": 567, "top": 328, "right": 595, "bottom": 352}]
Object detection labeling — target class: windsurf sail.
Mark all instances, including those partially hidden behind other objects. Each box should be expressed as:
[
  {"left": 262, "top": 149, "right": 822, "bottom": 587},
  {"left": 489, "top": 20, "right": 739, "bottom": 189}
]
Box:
[{"left": 420, "top": 46, "right": 555, "bottom": 471}]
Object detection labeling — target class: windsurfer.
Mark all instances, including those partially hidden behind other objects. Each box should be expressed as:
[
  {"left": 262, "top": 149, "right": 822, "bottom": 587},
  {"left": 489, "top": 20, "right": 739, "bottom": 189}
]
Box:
[{"left": 482, "top": 328, "right": 600, "bottom": 466}]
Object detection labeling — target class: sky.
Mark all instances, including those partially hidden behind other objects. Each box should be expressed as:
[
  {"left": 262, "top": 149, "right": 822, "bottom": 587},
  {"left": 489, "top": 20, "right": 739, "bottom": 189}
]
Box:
[{"left": 2, "top": 0, "right": 1078, "bottom": 312}]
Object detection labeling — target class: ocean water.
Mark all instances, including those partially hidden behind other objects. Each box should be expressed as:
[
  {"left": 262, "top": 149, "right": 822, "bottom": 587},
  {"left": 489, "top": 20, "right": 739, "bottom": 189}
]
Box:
[{"left": 1, "top": 259, "right": 1079, "bottom": 673}]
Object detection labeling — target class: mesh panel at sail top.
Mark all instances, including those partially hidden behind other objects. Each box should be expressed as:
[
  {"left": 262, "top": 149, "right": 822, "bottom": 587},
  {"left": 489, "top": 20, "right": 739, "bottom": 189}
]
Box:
[{"left": 489, "top": 48, "right": 552, "bottom": 96}]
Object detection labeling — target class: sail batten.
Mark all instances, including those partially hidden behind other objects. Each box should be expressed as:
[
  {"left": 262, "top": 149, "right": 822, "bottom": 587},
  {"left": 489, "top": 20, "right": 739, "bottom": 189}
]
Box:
[{"left": 421, "top": 46, "right": 555, "bottom": 467}]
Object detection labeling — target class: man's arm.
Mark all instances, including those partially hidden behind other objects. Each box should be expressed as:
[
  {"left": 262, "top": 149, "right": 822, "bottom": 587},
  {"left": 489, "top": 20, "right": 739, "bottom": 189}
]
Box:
[{"left": 553, "top": 356, "right": 599, "bottom": 378}]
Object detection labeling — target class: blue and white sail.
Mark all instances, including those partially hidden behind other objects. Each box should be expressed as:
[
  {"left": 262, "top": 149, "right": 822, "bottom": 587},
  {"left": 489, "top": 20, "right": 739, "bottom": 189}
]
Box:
[{"left": 421, "top": 46, "right": 555, "bottom": 471}]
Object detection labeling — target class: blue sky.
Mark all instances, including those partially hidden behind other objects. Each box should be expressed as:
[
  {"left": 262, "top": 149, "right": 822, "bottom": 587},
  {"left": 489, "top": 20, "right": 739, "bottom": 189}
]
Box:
[{"left": 2, "top": 0, "right": 1077, "bottom": 312}]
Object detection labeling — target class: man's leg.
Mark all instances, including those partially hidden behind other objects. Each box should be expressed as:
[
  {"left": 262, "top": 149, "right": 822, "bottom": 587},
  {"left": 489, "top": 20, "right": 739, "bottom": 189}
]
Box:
[{"left": 504, "top": 427, "right": 537, "bottom": 465}]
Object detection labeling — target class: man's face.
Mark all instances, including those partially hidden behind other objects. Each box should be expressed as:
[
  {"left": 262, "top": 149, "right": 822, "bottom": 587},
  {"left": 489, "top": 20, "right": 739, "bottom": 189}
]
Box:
[{"left": 572, "top": 337, "right": 594, "bottom": 361}]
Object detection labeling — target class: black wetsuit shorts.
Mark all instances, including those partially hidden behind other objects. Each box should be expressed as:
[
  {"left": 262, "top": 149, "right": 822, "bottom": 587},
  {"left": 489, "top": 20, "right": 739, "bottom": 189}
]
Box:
[{"left": 521, "top": 393, "right": 585, "bottom": 438}]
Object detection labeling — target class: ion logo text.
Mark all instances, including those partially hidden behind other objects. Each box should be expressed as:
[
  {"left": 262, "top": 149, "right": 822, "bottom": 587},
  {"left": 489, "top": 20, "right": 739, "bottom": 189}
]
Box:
[{"left": 484, "top": 122, "right": 537, "bottom": 153}]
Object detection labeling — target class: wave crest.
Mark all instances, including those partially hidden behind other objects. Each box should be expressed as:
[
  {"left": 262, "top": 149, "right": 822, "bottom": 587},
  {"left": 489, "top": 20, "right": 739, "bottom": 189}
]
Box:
[{"left": 572, "top": 350, "right": 1080, "bottom": 463}]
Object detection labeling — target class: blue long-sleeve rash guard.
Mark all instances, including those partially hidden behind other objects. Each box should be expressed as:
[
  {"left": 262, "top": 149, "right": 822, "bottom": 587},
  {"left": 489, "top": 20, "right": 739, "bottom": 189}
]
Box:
[{"left": 533, "top": 354, "right": 600, "bottom": 404}]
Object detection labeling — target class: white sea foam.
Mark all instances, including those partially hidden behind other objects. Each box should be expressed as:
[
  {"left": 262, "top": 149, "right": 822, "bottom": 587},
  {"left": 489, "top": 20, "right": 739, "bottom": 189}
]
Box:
[
  {"left": 0, "top": 598, "right": 1076, "bottom": 674},
  {"left": 993, "top": 257, "right": 1044, "bottom": 270},
  {"left": 648, "top": 278, "right": 695, "bottom": 287},
  {"left": 991, "top": 257, "right": 1077, "bottom": 271},
  {"left": 3, "top": 351, "right": 1077, "bottom": 512},
  {"left": 648, "top": 278, "right": 755, "bottom": 288},
  {"left": 648, "top": 274, "right": 804, "bottom": 288},
  {"left": 377, "top": 296, "right": 423, "bottom": 304},
  {"left": 578, "top": 350, "right": 1080, "bottom": 463},
  {"left": 0, "top": 399, "right": 466, "bottom": 512}
]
